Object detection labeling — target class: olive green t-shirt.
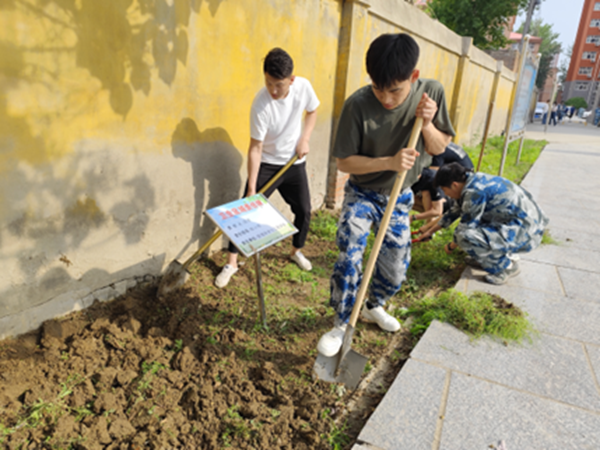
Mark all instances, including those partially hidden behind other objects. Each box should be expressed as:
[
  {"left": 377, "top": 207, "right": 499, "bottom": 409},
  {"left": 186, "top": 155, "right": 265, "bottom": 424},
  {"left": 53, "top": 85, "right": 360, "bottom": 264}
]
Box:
[{"left": 333, "top": 79, "right": 456, "bottom": 190}]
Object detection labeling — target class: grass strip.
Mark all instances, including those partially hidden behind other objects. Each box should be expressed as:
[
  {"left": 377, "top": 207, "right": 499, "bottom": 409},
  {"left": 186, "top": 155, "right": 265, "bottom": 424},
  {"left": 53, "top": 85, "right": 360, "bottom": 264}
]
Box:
[{"left": 402, "top": 289, "right": 535, "bottom": 343}]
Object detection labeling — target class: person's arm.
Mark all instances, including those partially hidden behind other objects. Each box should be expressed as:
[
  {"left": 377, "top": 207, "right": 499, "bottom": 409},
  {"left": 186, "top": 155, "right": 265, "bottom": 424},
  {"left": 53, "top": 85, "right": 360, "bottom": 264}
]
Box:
[
  {"left": 416, "top": 93, "right": 452, "bottom": 156},
  {"left": 336, "top": 147, "right": 419, "bottom": 175},
  {"left": 411, "top": 197, "right": 443, "bottom": 223},
  {"left": 295, "top": 109, "right": 317, "bottom": 159},
  {"left": 246, "top": 138, "right": 263, "bottom": 197}
]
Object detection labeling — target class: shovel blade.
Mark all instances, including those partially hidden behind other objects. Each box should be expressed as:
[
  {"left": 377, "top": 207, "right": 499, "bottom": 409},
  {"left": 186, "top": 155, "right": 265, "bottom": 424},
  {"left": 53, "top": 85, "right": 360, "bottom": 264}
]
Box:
[
  {"left": 313, "top": 350, "right": 368, "bottom": 390},
  {"left": 157, "top": 260, "right": 190, "bottom": 299}
]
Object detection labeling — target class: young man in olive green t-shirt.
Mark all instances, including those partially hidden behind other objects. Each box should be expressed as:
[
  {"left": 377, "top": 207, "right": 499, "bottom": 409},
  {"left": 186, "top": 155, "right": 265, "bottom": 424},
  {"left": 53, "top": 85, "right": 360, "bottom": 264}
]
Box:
[{"left": 317, "top": 33, "right": 456, "bottom": 357}]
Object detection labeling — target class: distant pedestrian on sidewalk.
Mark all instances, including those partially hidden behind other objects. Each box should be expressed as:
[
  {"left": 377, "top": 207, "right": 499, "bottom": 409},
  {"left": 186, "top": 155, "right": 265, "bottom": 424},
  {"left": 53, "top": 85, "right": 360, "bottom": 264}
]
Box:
[
  {"left": 550, "top": 103, "right": 558, "bottom": 126},
  {"left": 418, "top": 163, "right": 549, "bottom": 285}
]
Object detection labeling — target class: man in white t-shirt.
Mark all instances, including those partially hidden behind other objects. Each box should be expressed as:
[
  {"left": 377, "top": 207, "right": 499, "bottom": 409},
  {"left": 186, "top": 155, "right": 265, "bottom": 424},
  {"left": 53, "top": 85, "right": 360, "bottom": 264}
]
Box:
[{"left": 215, "top": 48, "right": 320, "bottom": 288}]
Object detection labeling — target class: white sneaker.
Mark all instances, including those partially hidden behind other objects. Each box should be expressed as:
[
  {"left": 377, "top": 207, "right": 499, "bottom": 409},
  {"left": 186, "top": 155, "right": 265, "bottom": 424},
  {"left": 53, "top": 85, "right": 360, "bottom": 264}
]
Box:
[
  {"left": 361, "top": 305, "right": 401, "bottom": 332},
  {"left": 215, "top": 264, "right": 238, "bottom": 288},
  {"left": 291, "top": 251, "right": 312, "bottom": 271},
  {"left": 317, "top": 323, "right": 347, "bottom": 357}
]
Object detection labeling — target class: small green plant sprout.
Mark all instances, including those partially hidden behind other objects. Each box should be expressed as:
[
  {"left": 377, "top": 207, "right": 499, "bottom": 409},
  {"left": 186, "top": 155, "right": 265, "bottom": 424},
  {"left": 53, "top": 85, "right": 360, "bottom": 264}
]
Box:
[
  {"left": 172, "top": 339, "right": 183, "bottom": 353},
  {"left": 0, "top": 423, "right": 15, "bottom": 445},
  {"left": 299, "top": 306, "right": 317, "bottom": 326},
  {"left": 319, "top": 409, "right": 351, "bottom": 450},
  {"left": 406, "top": 289, "right": 535, "bottom": 342},
  {"left": 311, "top": 210, "right": 338, "bottom": 241},
  {"left": 221, "top": 405, "right": 255, "bottom": 445},
  {"left": 541, "top": 230, "right": 559, "bottom": 245},
  {"left": 138, "top": 361, "right": 167, "bottom": 393}
]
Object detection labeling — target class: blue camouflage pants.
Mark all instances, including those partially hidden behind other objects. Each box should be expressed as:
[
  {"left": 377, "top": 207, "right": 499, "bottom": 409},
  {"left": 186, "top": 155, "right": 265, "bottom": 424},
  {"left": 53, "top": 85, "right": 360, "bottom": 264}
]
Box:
[
  {"left": 457, "top": 223, "right": 544, "bottom": 275},
  {"left": 330, "top": 182, "right": 413, "bottom": 323}
]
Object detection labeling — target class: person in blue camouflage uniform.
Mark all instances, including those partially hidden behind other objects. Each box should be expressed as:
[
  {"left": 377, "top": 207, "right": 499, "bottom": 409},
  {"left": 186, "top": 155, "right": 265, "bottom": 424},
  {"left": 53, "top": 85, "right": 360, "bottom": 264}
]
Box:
[
  {"left": 420, "top": 162, "right": 549, "bottom": 285},
  {"left": 330, "top": 183, "right": 414, "bottom": 324},
  {"left": 316, "top": 33, "right": 455, "bottom": 357}
]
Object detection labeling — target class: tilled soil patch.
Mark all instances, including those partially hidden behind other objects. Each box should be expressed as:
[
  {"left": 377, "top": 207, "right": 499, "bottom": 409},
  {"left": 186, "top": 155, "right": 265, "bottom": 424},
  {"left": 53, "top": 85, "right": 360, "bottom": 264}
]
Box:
[{"left": 0, "top": 236, "right": 426, "bottom": 449}]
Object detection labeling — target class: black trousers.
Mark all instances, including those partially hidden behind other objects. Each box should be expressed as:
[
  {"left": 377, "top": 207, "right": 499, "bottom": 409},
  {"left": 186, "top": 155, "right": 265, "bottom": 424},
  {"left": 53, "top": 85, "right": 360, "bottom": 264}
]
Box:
[{"left": 228, "top": 161, "right": 311, "bottom": 253}]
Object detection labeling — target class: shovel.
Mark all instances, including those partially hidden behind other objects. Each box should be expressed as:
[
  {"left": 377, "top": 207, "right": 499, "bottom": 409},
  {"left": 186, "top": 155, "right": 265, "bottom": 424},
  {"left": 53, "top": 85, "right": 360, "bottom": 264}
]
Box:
[
  {"left": 313, "top": 117, "right": 423, "bottom": 389},
  {"left": 157, "top": 154, "right": 299, "bottom": 299}
]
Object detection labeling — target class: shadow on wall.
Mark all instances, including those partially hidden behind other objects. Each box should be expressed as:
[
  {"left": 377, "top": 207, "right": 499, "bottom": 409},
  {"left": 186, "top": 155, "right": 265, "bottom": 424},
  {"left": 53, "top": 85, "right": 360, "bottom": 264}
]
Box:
[
  {"left": 2, "top": 149, "right": 157, "bottom": 273},
  {"left": 171, "top": 118, "right": 242, "bottom": 258},
  {"left": 2, "top": 0, "right": 226, "bottom": 119}
]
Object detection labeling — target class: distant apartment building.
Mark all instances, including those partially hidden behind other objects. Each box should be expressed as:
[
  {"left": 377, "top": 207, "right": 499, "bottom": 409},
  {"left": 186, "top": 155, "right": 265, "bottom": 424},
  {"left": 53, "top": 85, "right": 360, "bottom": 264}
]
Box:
[{"left": 563, "top": 0, "right": 600, "bottom": 107}]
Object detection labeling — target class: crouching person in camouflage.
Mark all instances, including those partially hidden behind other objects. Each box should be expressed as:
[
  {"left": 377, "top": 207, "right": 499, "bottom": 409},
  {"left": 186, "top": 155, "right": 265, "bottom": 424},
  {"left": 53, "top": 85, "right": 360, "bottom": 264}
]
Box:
[{"left": 419, "top": 162, "right": 549, "bottom": 285}]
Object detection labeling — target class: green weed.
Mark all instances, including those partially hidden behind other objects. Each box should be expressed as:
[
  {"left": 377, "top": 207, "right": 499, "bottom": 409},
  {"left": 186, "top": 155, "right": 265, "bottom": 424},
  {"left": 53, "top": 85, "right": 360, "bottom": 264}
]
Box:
[
  {"left": 464, "top": 136, "right": 547, "bottom": 183},
  {"left": 311, "top": 210, "right": 338, "bottom": 241},
  {"left": 138, "top": 361, "right": 167, "bottom": 393},
  {"left": 541, "top": 230, "right": 559, "bottom": 245},
  {"left": 404, "top": 289, "right": 535, "bottom": 342},
  {"left": 320, "top": 409, "right": 351, "bottom": 450},
  {"left": 299, "top": 307, "right": 317, "bottom": 326}
]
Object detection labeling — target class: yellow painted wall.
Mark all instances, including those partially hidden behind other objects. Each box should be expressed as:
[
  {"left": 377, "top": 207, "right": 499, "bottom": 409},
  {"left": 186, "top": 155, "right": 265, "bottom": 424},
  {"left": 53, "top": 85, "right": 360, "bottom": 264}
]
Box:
[
  {"left": 0, "top": 0, "right": 341, "bottom": 337},
  {"left": 453, "top": 62, "right": 497, "bottom": 144},
  {"left": 0, "top": 0, "right": 518, "bottom": 338}
]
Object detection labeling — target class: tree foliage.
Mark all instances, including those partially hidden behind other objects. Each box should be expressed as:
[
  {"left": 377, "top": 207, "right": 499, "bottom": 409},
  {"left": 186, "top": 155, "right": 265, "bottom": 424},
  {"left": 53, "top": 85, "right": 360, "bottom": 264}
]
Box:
[
  {"left": 427, "top": 0, "right": 529, "bottom": 50},
  {"left": 565, "top": 97, "right": 587, "bottom": 109},
  {"left": 518, "top": 18, "right": 561, "bottom": 89},
  {"left": 558, "top": 44, "right": 572, "bottom": 85}
]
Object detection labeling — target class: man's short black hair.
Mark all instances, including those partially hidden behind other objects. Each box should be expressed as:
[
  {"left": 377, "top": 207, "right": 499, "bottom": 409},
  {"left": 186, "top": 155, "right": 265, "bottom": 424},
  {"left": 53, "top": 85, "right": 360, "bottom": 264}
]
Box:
[
  {"left": 366, "top": 33, "right": 420, "bottom": 88},
  {"left": 263, "top": 48, "right": 294, "bottom": 79},
  {"left": 433, "top": 162, "right": 471, "bottom": 189}
]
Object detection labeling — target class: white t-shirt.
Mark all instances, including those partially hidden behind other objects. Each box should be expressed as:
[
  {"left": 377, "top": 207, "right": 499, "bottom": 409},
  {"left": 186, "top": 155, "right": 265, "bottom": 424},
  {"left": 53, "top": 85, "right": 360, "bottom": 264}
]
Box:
[{"left": 250, "top": 76, "right": 320, "bottom": 165}]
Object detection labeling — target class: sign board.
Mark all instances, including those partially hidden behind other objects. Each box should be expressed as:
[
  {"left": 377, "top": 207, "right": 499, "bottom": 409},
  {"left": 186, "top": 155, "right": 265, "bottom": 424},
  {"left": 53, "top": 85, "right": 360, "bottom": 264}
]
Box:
[
  {"left": 205, "top": 194, "right": 297, "bottom": 257},
  {"left": 509, "top": 52, "right": 538, "bottom": 136}
]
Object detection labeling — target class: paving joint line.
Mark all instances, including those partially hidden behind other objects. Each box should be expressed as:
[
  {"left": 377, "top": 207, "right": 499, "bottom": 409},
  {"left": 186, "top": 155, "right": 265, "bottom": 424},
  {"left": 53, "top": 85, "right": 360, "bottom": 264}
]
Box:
[
  {"left": 583, "top": 343, "right": 600, "bottom": 401},
  {"left": 554, "top": 264, "right": 568, "bottom": 297},
  {"left": 431, "top": 369, "right": 451, "bottom": 450},
  {"left": 410, "top": 357, "right": 600, "bottom": 415}
]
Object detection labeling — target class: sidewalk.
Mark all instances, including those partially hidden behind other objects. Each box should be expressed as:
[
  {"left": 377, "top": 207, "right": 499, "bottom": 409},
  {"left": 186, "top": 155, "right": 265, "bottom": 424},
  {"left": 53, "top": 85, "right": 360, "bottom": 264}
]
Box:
[{"left": 353, "top": 121, "right": 600, "bottom": 449}]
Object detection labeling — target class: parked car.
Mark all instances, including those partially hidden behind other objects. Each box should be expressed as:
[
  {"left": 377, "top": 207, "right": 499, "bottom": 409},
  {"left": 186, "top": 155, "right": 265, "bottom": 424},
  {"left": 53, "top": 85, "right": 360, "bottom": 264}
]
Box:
[{"left": 534, "top": 102, "right": 548, "bottom": 121}]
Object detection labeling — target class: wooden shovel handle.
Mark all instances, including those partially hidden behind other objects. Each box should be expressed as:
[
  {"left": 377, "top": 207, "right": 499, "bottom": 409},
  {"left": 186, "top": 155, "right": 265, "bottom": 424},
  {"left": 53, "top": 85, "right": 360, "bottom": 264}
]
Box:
[
  {"left": 181, "top": 154, "right": 299, "bottom": 270},
  {"left": 347, "top": 117, "right": 423, "bottom": 327}
]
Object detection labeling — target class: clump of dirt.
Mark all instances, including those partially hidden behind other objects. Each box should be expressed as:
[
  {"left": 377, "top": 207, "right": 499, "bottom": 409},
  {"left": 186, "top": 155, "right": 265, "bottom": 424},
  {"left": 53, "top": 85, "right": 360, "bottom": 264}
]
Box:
[
  {"left": 491, "top": 294, "right": 523, "bottom": 317},
  {"left": 0, "top": 236, "right": 417, "bottom": 449}
]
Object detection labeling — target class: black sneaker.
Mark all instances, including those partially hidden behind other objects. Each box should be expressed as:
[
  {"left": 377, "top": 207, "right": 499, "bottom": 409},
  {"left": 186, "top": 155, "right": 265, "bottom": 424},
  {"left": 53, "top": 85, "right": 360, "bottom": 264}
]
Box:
[{"left": 484, "top": 262, "right": 520, "bottom": 285}]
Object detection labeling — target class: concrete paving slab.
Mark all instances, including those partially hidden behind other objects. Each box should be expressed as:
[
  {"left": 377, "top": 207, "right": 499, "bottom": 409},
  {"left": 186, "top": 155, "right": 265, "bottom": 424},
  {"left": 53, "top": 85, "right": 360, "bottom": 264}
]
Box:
[
  {"left": 522, "top": 244, "right": 600, "bottom": 274},
  {"left": 357, "top": 359, "right": 446, "bottom": 450},
  {"left": 557, "top": 266, "right": 600, "bottom": 304},
  {"left": 411, "top": 321, "right": 600, "bottom": 412},
  {"left": 540, "top": 205, "right": 600, "bottom": 223},
  {"left": 439, "top": 372, "right": 600, "bottom": 450},
  {"left": 545, "top": 226, "right": 600, "bottom": 252},
  {"left": 460, "top": 260, "right": 564, "bottom": 296},
  {"left": 351, "top": 444, "right": 385, "bottom": 450},
  {"left": 461, "top": 282, "right": 600, "bottom": 346},
  {"left": 538, "top": 213, "right": 600, "bottom": 234}
]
